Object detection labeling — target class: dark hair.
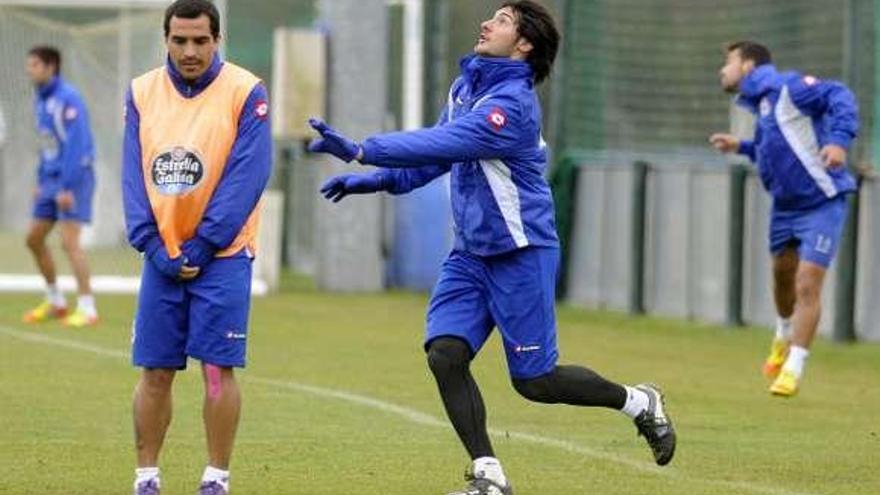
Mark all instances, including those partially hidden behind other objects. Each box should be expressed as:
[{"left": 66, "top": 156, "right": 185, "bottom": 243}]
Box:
[
  {"left": 502, "top": 1, "right": 560, "bottom": 84},
  {"left": 726, "top": 41, "right": 772, "bottom": 66},
  {"left": 164, "top": 0, "right": 221, "bottom": 39},
  {"left": 28, "top": 45, "right": 61, "bottom": 75}
]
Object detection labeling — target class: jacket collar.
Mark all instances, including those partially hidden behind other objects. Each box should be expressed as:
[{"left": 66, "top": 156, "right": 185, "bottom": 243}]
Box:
[
  {"left": 37, "top": 75, "right": 61, "bottom": 99},
  {"left": 459, "top": 53, "right": 533, "bottom": 94},
  {"left": 166, "top": 53, "right": 223, "bottom": 98},
  {"left": 736, "top": 64, "right": 780, "bottom": 110}
]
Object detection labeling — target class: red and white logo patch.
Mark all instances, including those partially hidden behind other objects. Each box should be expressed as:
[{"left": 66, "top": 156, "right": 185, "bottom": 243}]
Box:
[
  {"left": 254, "top": 100, "right": 269, "bottom": 120},
  {"left": 487, "top": 107, "right": 507, "bottom": 131},
  {"left": 63, "top": 106, "right": 78, "bottom": 121},
  {"left": 803, "top": 75, "right": 819, "bottom": 86}
]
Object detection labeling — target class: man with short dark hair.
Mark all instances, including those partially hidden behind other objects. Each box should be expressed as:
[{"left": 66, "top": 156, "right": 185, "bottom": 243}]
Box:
[
  {"left": 710, "top": 41, "right": 859, "bottom": 397},
  {"left": 122, "top": 1, "right": 271, "bottom": 493},
  {"left": 309, "top": 2, "right": 676, "bottom": 493},
  {"left": 22, "top": 45, "right": 98, "bottom": 328}
]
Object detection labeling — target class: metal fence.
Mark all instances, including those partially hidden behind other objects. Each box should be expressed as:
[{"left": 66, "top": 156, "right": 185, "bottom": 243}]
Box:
[
  {"left": 565, "top": 162, "right": 879, "bottom": 342},
  {"left": 566, "top": 164, "right": 640, "bottom": 312},
  {"left": 856, "top": 176, "right": 880, "bottom": 341}
]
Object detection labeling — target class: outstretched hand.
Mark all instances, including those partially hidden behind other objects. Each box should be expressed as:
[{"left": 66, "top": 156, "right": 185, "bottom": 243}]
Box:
[
  {"left": 708, "top": 133, "right": 739, "bottom": 154},
  {"left": 308, "top": 118, "right": 362, "bottom": 162},
  {"left": 319, "top": 174, "right": 383, "bottom": 202}
]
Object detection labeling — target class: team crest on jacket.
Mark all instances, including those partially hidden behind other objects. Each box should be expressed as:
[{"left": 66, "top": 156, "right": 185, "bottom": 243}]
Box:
[
  {"left": 254, "top": 100, "right": 269, "bottom": 120},
  {"left": 151, "top": 146, "right": 205, "bottom": 195},
  {"left": 487, "top": 106, "right": 507, "bottom": 131},
  {"left": 64, "top": 106, "right": 78, "bottom": 121}
]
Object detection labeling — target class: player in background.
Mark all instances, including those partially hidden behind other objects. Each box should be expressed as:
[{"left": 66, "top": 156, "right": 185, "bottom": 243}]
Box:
[
  {"left": 122, "top": 1, "right": 271, "bottom": 493},
  {"left": 710, "top": 41, "right": 859, "bottom": 397},
  {"left": 22, "top": 45, "right": 98, "bottom": 328},
  {"left": 309, "top": 2, "right": 675, "bottom": 493}
]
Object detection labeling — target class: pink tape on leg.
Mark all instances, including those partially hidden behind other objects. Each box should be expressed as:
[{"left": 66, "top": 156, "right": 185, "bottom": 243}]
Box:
[{"left": 205, "top": 364, "right": 222, "bottom": 400}]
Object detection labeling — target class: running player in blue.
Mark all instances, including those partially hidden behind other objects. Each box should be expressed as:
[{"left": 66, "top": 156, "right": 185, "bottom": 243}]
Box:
[
  {"left": 23, "top": 46, "right": 98, "bottom": 328},
  {"left": 309, "top": 2, "right": 675, "bottom": 493},
  {"left": 710, "top": 41, "right": 859, "bottom": 397}
]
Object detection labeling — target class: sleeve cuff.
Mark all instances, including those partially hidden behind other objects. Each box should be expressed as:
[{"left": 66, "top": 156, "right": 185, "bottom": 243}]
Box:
[
  {"left": 192, "top": 235, "right": 218, "bottom": 254},
  {"left": 359, "top": 138, "right": 382, "bottom": 165},
  {"left": 190, "top": 231, "right": 223, "bottom": 253},
  {"left": 373, "top": 171, "right": 388, "bottom": 191},
  {"left": 827, "top": 133, "right": 853, "bottom": 150},
  {"left": 143, "top": 236, "right": 164, "bottom": 257}
]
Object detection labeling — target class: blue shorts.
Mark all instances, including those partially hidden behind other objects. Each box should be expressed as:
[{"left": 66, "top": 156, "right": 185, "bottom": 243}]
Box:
[
  {"left": 426, "top": 247, "right": 560, "bottom": 380},
  {"left": 769, "top": 196, "right": 849, "bottom": 268},
  {"left": 32, "top": 168, "right": 95, "bottom": 223},
  {"left": 132, "top": 252, "right": 253, "bottom": 369}
]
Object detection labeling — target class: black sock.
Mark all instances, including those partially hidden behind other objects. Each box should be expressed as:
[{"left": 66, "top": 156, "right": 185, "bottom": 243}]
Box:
[
  {"left": 513, "top": 365, "right": 627, "bottom": 409},
  {"left": 427, "top": 337, "right": 494, "bottom": 459}
]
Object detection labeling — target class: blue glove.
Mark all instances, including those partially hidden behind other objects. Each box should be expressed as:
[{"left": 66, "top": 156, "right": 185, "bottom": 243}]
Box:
[
  {"left": 319, "top": 173, "right": 384, "bottom": 202},
  {"left": 144, "top": 237, "right": 185, "bottom": 280},
  {"left": 308, "top": 118, "right": 361, "bottom": 162},
  {"left": 181, "top": 236, "right": 217, "bottom": 269}
]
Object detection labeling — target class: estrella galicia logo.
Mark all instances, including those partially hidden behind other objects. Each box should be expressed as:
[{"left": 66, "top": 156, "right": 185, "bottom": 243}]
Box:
[{"left": 151, "top": 146, "right": 205, "bottom": 195}]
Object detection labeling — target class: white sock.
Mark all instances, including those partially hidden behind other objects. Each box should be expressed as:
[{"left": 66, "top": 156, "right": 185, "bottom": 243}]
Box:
[
  {"left": 620, "top": 385, "right": 650, "bottom": 419},
  {"left": 473, "top": 457, "right": 507, "bottom": 487},
  {"left": 775, "top": 316, "right": 792, "bottom": 341},
  {"left": 134, "top": 467, "right": 160, "bottom": 488},
  {"left": 782, "top": 345, "right": 809, "bottom": 378},
  {"left": 46, "top": 284, "right": 65, "bottom": 308},
  {"left": 77, "top": 294, "right": 97, "bottom": 317},
  {"left": 202, "top": 466, "right": 230, "bottom": 490}
]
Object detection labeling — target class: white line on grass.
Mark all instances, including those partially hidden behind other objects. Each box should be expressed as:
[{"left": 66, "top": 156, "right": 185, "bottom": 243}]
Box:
[{"left": 0, "top": 324, "right": 823, "bottom": 495}]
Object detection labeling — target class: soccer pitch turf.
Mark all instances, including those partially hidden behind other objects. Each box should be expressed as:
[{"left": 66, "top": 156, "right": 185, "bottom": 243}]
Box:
[{"left": 1, "top": 282, "right": 878, "bottom": 495}]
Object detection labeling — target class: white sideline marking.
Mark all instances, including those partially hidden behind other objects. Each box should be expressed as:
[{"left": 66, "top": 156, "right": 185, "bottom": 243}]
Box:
[
  {"left": 0, "top": 274, "right": 269, "bottom": 296},
  {"left": 0, "top": 325, "right": 823, "bottom": 495}
]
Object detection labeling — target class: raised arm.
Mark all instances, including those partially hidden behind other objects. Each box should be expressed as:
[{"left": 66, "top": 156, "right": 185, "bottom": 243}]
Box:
[{"left": 359, "top": 93, "right": 527, "bottom": 167}]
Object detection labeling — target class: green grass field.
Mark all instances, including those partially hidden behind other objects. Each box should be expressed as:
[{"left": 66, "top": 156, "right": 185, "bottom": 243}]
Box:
[
  {"left": 0, "top": 232, "right": 141, "bottom": 275},
  {"left": 1, "top": 280, "right": 878, "bottom": 495}
]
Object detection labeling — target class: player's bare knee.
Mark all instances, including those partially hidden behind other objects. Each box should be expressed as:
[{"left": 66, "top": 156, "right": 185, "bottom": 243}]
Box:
[
  {"left": 25, "top": 232, "right": 43, "bottom": 252},
  {"left": 203, "top": 363, "right": 232, "bottom": 400},
  {"left": 773, "top": 250, "right": 798, "bottom": 277},
  {"left": 427, "top": 337, "right": 471, "bottom": 377},
  {"left": 60, "top": 236, "right": 80, "bottom": 255},
  {"left": 141, "top": 369, "right": 175, "bottom": 393},
  {"left": 795, "top": 279, "right": 821, "bottom": 303}
]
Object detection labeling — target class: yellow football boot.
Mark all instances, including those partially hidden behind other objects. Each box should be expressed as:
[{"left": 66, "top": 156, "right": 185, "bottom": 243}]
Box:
[
  {"left": 22, "top": 301, "right": 67, "bottom": 323},
  {"left": 762, "top": 338, "right": 789, "bottom": 379},
  {"left": 769, "top": 369, "right": 800, "bottom": 397},
  {"left": 63, "top": 308, "right": 99, "bottom": 328}
]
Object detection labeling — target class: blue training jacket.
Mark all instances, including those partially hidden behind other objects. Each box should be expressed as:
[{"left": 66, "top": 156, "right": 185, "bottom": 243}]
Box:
[
  {"left": 360, "top": 54, "right": 559, "bottom": 256},
  {"left": 735, "top": 64, "right": 858, "bottom": 211},
  {"left": 34, "top": 75, "right": 95, "bottom": 190}
]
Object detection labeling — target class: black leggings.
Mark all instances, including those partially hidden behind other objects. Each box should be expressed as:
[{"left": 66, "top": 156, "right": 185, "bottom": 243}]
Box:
[{"left": 426, "top": 337, "right": 627, "bottom": 460}]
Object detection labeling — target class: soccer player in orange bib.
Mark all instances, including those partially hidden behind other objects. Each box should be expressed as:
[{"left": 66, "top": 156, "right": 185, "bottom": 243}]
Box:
[{"left": 121, "top": 1, "right": 271, "bottom": 493}]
